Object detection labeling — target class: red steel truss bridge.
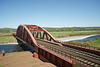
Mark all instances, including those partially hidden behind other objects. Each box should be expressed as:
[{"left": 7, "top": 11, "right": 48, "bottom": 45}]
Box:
[{"left": 13, "top": 25, "right": 100, "bottom": 67}]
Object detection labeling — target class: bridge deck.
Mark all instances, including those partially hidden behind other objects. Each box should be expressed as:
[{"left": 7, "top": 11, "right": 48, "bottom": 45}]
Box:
[
  {"left": 36, "top": 39, "right": 100, "bottom": 67},
  {"left": 15, "top": 25, "right": 100, "bottom": 67}
]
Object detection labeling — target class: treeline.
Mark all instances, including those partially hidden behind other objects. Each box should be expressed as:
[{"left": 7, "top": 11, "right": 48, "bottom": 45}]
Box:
[
  {"left": 0, "top": 27, "right": 100, "bottom": 33},
  {"left": 44, "top": 27, "right": 100, "bottom": 32},
  {"left": 0, "top": 28, "right": 16, "bottom": 33}
]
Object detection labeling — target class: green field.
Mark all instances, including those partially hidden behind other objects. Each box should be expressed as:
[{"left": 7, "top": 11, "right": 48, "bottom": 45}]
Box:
[
  {"left": 49, "top": 31, "right": 100, "bottom": 38},
  {"left": 89, "top": 40, "right": 100, "bottom": 47},
  {"left": 0, "top": 36, "right": 17, "bottom": 44},
  {"left": 0, "top": 31, "right": 100, "bottom": 45}
]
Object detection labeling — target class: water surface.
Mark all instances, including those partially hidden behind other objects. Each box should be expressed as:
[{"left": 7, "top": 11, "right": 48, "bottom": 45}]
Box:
[
  {"left": 72, "top": 35, "right": 100, "bottom": 42},
  {"left": 0, "top": 44, "right": 23, "bottom": 53}
]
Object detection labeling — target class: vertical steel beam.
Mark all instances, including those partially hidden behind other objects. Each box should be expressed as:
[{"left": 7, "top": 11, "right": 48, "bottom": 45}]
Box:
[
  {"left": 32, "top": 32, "right": 34, "bottom": 37},
  {"left": 19, "top": 28, "right": 21, "bottom": 39},
  {"left": 36, "top": 32, "right": 38, "bottom": 38},
  {"left": 46, "top": 33, "right": 48, "bottom": 40},
  {"left": 42, "top": 32, "right": 45, "bottom": 39},
  {"left": 50, "top": 37, "right": 52, "bottom": 41},
  {"left": 23, "top": 28, "right": 26, "bottom": 41},
  {"left": 22, "top": 27, "right": 25, "bottom": 40}
]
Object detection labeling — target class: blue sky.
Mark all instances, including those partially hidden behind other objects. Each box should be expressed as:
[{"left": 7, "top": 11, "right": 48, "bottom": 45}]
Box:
[{"left": 0, "top": 0, "right": 100, "bottom": 28}]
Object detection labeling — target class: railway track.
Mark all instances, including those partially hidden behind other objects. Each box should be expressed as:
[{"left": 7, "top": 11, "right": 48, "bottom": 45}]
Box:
[{"left": 36, "top": 39, "right": 100, "bottom": 67}]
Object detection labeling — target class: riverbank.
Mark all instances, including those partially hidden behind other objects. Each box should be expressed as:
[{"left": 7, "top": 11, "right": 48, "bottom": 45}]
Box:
[
  {"left": 0, "top": 35, "right": 17, "bottom": 44},
  {"left": 0, "top": 43, "right": 18, "bottom": 45},
  {"left": 0, "top": 51, "right": 56, "bottom": 67},
  {"left": 56, "top": 35, "right": 97, "bottom": 42}
]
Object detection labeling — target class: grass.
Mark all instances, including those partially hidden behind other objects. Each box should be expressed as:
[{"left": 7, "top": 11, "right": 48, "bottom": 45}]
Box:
[
  {"left": 14, "top": 60, "right": 37, "bottom": 66},
  {"left": 0, "top": 54, "right": 31, "bottom": 67},
  {"left": 0, "top": 32, "right": 12, "bottom": 35},
  {"left": 89, "top": 40, "right": 100, "bottom": 47},
  {"left": 0, "top": 36, "right": 17, "bottom": 44},
  {"left": 0, "top": 31, "right": 100, "bottom": 44},
  {"left": 49, "top": 31, "right": 100, "bottom": 38},
  {"left": 0, "top": 56, "right": 28, "bottom": 67},
  {"left": 0, "top": 36, "right": 15, "bottom": 41},
  {"left": 32, "top": 63, "right": 45, "bottom": 67},
  {"left": 0, "top": 53, "right": 30, "bottom": 60}
]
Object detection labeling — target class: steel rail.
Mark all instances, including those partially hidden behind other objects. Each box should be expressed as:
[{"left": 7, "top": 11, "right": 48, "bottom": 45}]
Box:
[{"left": 36, "top": 39, "right": 100, "bottom": 67}]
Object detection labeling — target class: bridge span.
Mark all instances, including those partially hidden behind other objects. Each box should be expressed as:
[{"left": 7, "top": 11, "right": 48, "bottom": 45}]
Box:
[{"left": 13, "top": 25, "right": 100, "bottom": 67}]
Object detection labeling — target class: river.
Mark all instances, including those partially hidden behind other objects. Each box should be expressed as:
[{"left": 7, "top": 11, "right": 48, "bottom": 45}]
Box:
[
  {"left": 0, "top": 43, "right": 34, "bottom": 54},
  {"left": 72, "top": 35, "right": 100, "bottom": 42}
]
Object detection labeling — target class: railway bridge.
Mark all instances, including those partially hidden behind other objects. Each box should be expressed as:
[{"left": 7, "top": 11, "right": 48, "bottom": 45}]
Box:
[{"left": 13, "top": 25, "right": 100, "bottom": 67}]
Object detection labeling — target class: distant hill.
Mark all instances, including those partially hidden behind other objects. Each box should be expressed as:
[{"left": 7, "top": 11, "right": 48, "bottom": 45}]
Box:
[
  {"left": 0, "top": 28, "right": 16, "bottom": 33},
  {"left": 44, "top": 27, "right": 100, "bottom": 32}
]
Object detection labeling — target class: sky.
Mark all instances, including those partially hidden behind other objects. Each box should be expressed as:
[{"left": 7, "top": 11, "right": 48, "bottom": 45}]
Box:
[{"left": 0, "top": 0, "right": 100, "bottom": 28}]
